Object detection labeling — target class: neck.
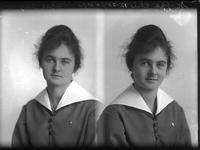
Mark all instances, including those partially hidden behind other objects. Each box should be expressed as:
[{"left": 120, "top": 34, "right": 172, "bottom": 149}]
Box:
[
  {"left": 134, "top": 84, "right": 158, "bottom": 114},
  {"left": 47, "top": 81, "right": 71, "bottom": 111}
]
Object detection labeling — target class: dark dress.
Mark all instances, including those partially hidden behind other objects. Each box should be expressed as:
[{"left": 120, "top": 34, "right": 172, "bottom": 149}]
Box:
[
  {"left": 12, "top": 81, "right": 101, "bottom": 147},
  {"left": 97, "top": 84, "right": 191, "bottom": 147}
]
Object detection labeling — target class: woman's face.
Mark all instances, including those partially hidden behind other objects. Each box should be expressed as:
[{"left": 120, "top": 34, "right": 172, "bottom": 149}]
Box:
[
  {"left": 131, "top": 46, "right": 168, "bottom": 92},
  {"left": 41, "top": 44, "right": 75, "bottom": 87}
]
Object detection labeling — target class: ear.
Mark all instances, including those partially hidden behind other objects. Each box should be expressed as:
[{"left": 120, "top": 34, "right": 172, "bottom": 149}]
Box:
[
  {"left": 39, "top": 61, "right": 44, "bottom": 70},
  {"left": 72, "top": 73, "right": 75, "bottom": 79},
  {"left": 130, "top": 71, "right": 134, "bottom": 79},
  {"left": 130, "top": 72, "right": 133, "bottom": 78}
]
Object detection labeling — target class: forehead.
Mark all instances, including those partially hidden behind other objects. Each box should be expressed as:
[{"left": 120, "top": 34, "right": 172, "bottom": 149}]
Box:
[
  {"left": 135, "top": 47, "right": 167, "bottom": 62},
  {"left": 43, "top": 44, "right": 74, "bottom": 59}
]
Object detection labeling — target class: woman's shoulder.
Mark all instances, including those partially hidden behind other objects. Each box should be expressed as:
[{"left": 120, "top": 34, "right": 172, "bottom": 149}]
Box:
[
  {"left": 21, "top": 99, "right": 40, "bottom": 110},
  {"left": 71, "top": 99, "right": 103, "bottom": 112},
  {"left": 166, "top": 100, "right": 186, "bottom": 115},
  {"left": 101, "top": 104, "right": 127, "bottom": 116},
  {"left": 17, "top": 99, "right": 41, "bottom": 117},
  {"left": 25, "top": 99, "right": 38, "bottom": 105},
  {"left": 78, "top": 99, "right": 102, "bottom": 107},
  {"left": 168, "top": 100, "right": 184, "bottom": 109}
]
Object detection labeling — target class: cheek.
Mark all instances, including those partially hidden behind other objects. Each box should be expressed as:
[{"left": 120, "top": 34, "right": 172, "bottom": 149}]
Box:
[
  {"left": 42, "top": 68, "right": 49, "bottom": 79},
  {"left": 41, "top": 63, "right": 52, "bottom": 76},
  {"left": 42, "top": 65, "right": 50, "bottom": 73},
  {"left": 160, "top": 67, "right": 167, "bottom": 75},
  {"left": 158, "top": 70, "right": 167, "bottom": 80},
  {"left": 134, "top": 67, "right": 148, "bottom": 78},
  {"left": 63, "top": 65, "right": 75, "bottom": 75},
  {"left": 132, "top": 69, "right": 145, "bottom": 82}
]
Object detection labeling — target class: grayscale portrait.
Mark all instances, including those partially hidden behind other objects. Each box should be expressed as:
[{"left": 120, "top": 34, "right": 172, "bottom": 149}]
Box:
[
  {"left": 97, "top": 9, "right": 198, "bottom": 147},
  {"left": 0, "top": 10, "right": 102, "bottom": 147},
  {"left": 0, "top": 5, "right": 198, "bottom": 148}
]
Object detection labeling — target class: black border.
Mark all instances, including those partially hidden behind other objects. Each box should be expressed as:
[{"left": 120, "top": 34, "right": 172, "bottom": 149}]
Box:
[
  {"left": 197, "top": 3, "right": 200, "bottom": 148},
  {"left": 0, "top": 1, "right": 199, "bottom": 9},
  {"left": 0, "top": 0, "right": 199, "bottom": 149}
]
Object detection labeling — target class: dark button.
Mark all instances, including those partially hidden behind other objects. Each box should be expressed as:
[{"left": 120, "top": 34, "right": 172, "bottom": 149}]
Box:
[
  {"left": 154, "top": 130, "right": 160, "bottom": 142},
  {"left": 49, "top": 130, "right": 55, "bottom": 136},
  {"left": 154, "top": 127, "right": 158, "bottom": 133},
  {"left": 155, "top": 136, "right": 158, "bottom": 141},
  {"left": 153, "top": 122, "right": 157, "bottom": 129},
  {"left": 48, "top": 118, "right": 52, "bottom": 123},
  {"left": 153, "top": 122, "right": 157, "bottom": 127},
  {"left": 51, "top": 111, "right": 56, "bottom": 116},
  {"left": 155, "top": 134, "right": 160, "bottom": 141},
  {"left": 48, "top": 124, "right": 52, "bottom": 130}
]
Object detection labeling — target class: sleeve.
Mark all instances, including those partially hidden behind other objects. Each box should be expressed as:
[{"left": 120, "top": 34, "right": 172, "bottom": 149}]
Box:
[
  {"left": 83, "top": 101, "right": 101, "bottom": 146},
  {"left": 12, "top": 105, "right": 30, "bottom": 147},
  {"left": 83, "top": 109, "right": 96, "bottom": 146},
  {"left": 176, "top": 107, "right": 192, "bottom": 146},
  {"left": 97, "top": 107, "right": 129, "bottom": 147}
]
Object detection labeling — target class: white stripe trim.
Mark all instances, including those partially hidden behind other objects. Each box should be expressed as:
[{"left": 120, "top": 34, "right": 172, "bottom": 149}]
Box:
[
  {"left": 35, "top": 81, "right": 99, "bottom": 111},
  {"left": 111, "top": 84, "right": 174, "bottom": 115}
]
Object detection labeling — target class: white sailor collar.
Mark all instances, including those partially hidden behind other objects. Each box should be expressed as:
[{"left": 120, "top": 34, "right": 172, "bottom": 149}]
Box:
[
  {"left": 111, "top": 84, "right": 174, "bottom": 115},
  {"left": 35, "top": 80, "right": 99, "bottom": 111}
]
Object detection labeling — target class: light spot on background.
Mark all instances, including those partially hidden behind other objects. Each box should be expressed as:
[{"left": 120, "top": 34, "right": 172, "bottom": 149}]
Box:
[{"left": 170, "top": 11, "right": 193, "bottom": 26}]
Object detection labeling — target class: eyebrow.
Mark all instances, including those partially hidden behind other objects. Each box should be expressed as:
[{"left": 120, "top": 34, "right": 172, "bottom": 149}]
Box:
[
  {"left": 139, "top": 58, "right": 167, "bottom": 63},
  {"left": 45, "top": 55, "right": 72, "bottom": 61}
]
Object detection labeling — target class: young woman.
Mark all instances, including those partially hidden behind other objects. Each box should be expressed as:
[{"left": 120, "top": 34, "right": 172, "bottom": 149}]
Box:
[
  {"left": 97, "top": 24, "right": 191, "bottom": 147},
  {"left": 12, "top": 25, "right": 100, "bottom": 147}
]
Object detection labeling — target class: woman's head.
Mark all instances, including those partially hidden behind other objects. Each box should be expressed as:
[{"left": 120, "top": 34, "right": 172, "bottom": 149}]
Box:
[
  {"left": 35, "top": 25, "right": 83, "bottom": 87},
  {"left": 125, "top": 24, "right": 175, "bottom": 73},
  {"left": 125, "top": 25, "right": 176, "bottom": 91},
  {"left": 36, "top": 25, "right": 83, "bottom": 73}
]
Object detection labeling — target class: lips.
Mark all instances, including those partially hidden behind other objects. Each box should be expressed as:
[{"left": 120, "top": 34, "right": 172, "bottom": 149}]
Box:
[
  {"left": 145, "top": 78, "right": 158, "bottom": 83},
  {"left": 146, "top": 78, "right": 158, "bottom": 80},
  {"left": 51, "top": 74, "right": 62, "bottom": 78}
]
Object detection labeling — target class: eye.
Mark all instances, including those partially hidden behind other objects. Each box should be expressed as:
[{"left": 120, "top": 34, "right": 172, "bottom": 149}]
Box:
[
  {"left": 61, "top": 60, "right": 70, "bottom": 65},
  {"left": 141, "top": 61, "right": 150, "bottom": 67},
  {"left": 157, "top": 62, "right": 166, "bottom": 68},
  {"left": 45, "top": 57, "right": 54, "bottom": 63}
]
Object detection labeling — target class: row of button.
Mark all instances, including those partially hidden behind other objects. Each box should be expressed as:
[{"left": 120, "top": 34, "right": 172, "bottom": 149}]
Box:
[
  {"left": 152, "top": 116, "right": 159, "bottom": 144},
  {"left": 48, "top": 117, "right": 55, "bottom": 136}
]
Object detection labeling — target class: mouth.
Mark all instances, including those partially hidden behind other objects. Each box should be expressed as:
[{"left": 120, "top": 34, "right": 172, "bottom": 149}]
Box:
[
  {"left": 145, "top": 78, "right": 158, "bottom": 82},
  {"left": 51, "top": 74, "right": 62, "bottom": 78},
  {"left": 146, "top": 78, "right": 157, "bottom": 80}
]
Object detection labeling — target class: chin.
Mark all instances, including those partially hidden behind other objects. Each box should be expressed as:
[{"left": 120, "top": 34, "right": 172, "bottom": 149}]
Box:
[
  {"left": 140, "top": 82, "right": 158, "bottom": 91},
  {"left": 48, "top": 80, "right": 66, "bottom": 87},
  {"left": 145, "top": 84, "right": 160, "bottom": 91}
]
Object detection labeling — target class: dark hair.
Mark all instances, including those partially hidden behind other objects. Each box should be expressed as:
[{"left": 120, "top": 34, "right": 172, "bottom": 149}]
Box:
[
  {"left": 35, "top": 25, "right": 83, "bottom": 73},
  {"left": 125, "top": 24, "right": 176, "bottom": 73}
]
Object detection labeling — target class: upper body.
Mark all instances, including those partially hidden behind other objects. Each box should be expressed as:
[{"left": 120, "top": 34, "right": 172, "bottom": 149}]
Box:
[
  {"left": 12, "top": 25, "right": 101, "bottom": 147},
  {"left": 12, "top": 80, "right": 101, "bottom": 147},
  {"left": 97, "top": 84, "right": 191, "bottom": 147},
  {"left": 98, "top": 24, "right": 191, "bottom": 147}
]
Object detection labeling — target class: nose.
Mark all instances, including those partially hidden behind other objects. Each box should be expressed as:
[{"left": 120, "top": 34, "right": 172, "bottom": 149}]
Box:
[
  {"left": 53, "top": 61, "right": 61, "bottom": 72},
  {"left": 149, "top": 64, "right": 157, "bottom": 75}
]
